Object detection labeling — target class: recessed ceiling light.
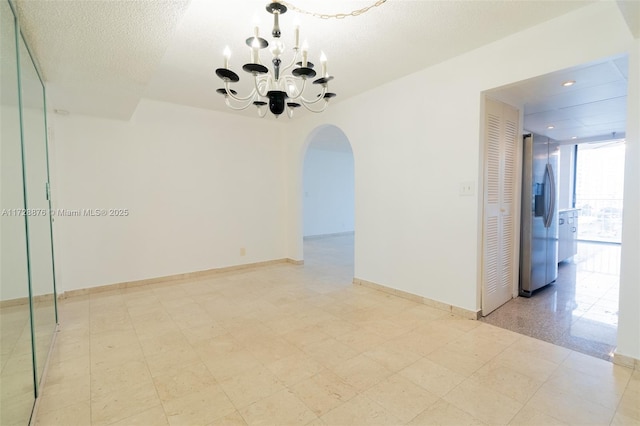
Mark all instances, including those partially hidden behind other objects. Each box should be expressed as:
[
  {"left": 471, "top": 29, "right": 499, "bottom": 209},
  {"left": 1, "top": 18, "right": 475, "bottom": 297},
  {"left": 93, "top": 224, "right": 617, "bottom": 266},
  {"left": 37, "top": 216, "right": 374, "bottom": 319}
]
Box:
[
  {"left": 547, "top": 125, "right": 555, "bottom": 129},
  {"left": 571, "top": 136, "right": 578, "bottom": 139},
  {"left": 562, "top": 80, "right": 576, "bottom": 87}
]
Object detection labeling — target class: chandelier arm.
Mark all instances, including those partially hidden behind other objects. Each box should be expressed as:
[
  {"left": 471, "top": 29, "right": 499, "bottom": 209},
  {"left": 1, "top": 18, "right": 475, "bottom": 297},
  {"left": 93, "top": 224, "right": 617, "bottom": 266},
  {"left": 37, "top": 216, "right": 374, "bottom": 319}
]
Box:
[
  {"left": 299, "top": 99, "right": 329, "bottom": 113},
  {"left": 281, "top": 48, "right": 300, "bottom": 74},
  {"left": 254, "top": 75, "right": 271, "bottom": 98},
  {"left": 298, "top": 84, "right": 328, "bottom": 104},
  {"left": 283, "top": 76, "right": 306, "bottom": 99},
  {"left": 224, "top": 81, "right": 257, "bottom": 102},
  {"left": 224, "top": 96, "right": 256, "bottom": 111}
]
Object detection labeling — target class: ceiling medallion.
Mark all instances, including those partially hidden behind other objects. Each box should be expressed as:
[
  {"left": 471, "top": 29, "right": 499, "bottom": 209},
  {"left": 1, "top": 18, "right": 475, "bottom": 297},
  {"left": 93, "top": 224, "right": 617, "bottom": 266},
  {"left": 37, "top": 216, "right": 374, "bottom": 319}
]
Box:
[{"left": 215, "top": 1, "right": 336, "bottom": 118}]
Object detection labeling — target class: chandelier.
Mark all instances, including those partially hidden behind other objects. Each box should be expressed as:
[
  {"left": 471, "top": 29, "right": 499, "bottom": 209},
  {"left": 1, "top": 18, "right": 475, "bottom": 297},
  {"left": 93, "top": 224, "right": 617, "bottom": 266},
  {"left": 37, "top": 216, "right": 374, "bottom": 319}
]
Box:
[{"left": 215, "top": 1, "right": 336, "bottom": 118}]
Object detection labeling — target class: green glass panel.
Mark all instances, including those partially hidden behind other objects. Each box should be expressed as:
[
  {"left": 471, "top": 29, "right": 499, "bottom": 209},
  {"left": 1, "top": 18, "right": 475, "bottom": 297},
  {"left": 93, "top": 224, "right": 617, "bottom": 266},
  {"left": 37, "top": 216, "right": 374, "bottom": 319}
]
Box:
[
  {"left": 17, "top": 30, "right": 57, "bottom": 395},
  {"left": 0, "top": 0, "right": 36, "bottom": 423}
]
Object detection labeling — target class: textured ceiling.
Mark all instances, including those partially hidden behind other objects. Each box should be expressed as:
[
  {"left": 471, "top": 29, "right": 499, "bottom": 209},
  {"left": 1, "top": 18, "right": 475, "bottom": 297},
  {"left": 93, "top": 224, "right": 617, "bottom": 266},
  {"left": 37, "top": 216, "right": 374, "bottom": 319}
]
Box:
[
  {"left": 14, "top": 0, "right": 635, "bottom": 137},
  {"left": 14, "top": 0, "right": 190, "bottom": 119},
  {"left": 489, "top": 55, "right": 628, "bottom": 143}
]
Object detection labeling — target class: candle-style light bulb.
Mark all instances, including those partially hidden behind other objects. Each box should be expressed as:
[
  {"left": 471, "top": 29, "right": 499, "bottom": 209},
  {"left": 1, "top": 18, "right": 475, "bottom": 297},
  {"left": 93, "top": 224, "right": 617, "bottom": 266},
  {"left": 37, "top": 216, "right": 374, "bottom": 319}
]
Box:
[
  {"left": 301, "top": 40, "right": 309, "bottom": 67},
  {"left": 294, "top": 21, "right": 300, "bottom": 49},
  {"left": 320, "top": 51, "right": 327, "bottom": 77},
  {"left": 223, "top": 46, "right": 231, "bottom": 68},
  {"left": 251, "top": 38, "right": 260, "bottom": 63}
]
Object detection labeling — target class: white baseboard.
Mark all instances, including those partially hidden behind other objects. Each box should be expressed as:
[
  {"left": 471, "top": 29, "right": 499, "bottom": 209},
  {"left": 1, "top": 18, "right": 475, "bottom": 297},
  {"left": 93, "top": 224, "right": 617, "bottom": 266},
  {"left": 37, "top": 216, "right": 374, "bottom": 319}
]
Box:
[{"left": 353, "top": 277, "right": 481, "bottom": 320}]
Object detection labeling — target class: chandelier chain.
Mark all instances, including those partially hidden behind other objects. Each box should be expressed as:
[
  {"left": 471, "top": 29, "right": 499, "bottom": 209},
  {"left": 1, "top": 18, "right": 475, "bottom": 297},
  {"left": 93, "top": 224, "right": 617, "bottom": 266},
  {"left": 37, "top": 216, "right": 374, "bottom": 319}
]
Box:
[{"left": 281, "top": 0, "right": 387, "bottom": 19}]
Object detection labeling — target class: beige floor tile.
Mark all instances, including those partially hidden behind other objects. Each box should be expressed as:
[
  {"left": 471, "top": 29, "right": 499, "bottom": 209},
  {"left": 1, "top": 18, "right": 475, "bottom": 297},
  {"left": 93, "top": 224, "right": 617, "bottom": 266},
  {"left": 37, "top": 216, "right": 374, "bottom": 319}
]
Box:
[
  {"left": 469, "top": 358, "right": 544, "bottom": 403},
  {"left": 265, "top": 351, "right": 325, "bottom": 386},
  {"left": 139, "top": 330, "right": 192, "bottom": 357},
  {"left": 525, "top": 382, "right": 615, "bottom": 425},
  {"left": 153, "top": 361, "right": 217, "bottom": 402},
  {"left": 507, "top": 336, "right": 571, "bottom": 365},
  {"left": 301, "top": 337, "right": 360, "bottom": 368},
  {"left": 616, "top": 380, "right": 640, "bottom": 421},
  {"left": 320, "top": 394, "right": 401, "bottom": 425},
  {"left": 0, "top": 392, "right": 35, "bottom": 426},
  {"left": 399, "top": 357, "right": 467, "bottom": 397},
  {"left": 34, "top": 400, "right": 91, "bottom": 426},
  {"left": 408, "top": 399, "right": 486, "bottom": 425},
  {"left": 334, "top": 328, "right": 387, "bottom": 353},
  {"left": 431, "top": 316, "right": 482, "bottom": 332},
  {"left": 507, "top": 406, "right": 567, "bottom": 425},
  {"left": 465, "top": 323, "right": 522, "bottom": 347},
  {"left": 331, "top": 353, "right": 393, "bottom": 392},
  {"left": 562, "top": 350, "right": 632, "bottom": 384},
  {"left": 240, "top": 389, "right": 318, "bottom": 426},
  {"left": 42, "top": 355, "right": 90, "bottom": 387},
  {"left": 363, "top": 340, "right": 422, "bottom": 372},
  {"left": 359, "top": 318, "right": 412, "bottom": 340},
  {"left": 90, "top": 358, "right": 154, "bottom": 399},
  {"left": 201, "top": 347, "right": 262, "bottom": 382},
  {"left": 192, "top": 333, "right": 245, "bottom": 360},
  {"left": 243, "top": 336, "right": 304, "bottom": 364},
  {"left": 611, "top": 411, "right": 640, "bottom": 426},
  {"left": 313, "top": 316, "right": 361, "bottom": 338},
  {"left": 386, "top": 304, "right": 450, "bottom": 329},
  {"left": 207, "top": 410, "right": 248, "bottom": 426},
  {"left": 178, "top": 321, "right": 227, "bottom": 345},
  {"left": 492, "top": 344, "right": 562, "bottom": 381},
  {"left": 145, "top": 345, "right": 201, "bottom": 378},
  {"left": 163, "top": 384, "right": 235, "bottom": 426},
  {"left": 108, "top": 405, "right": 168, "bottom": 426},
  {"left": 48, "top": 336, "right": 90, "bottom": 364},
  {"left": 387, "top": 329, "right": 453, "bottom": 357},
  {"left": 544, "top": 365, "right": 627, "bottom": 409},
  {"left": 218, "top": 364, "right": 286, "bottom": 409},
  {"left": 37, "top": 375, "right": 90, "bottom": 415},
  {"left": 363, "top": 373, "right": 440, "bottom": 423},
  {"left": 1, "top": 370, "right": 36, "bottom": 400},
  {"left": 30, "top": 235, "right": 637, "bottom": 426},
  {"left": 90, "top": 329, "right": 145, "bottom": 368},
  {"left": 89, "top": 315, "right": 134, "bottom": 335},
  {"left": 426, "top": 342, "right": 494, "bottom": 377},
  {"left": 443, "top": 379, "right": 523, "bottom": 425},
  {"left": 290, "top": 370, "right": 358, "bottom": 417},
  {"left": 91, "top": 381, "right": 161, "bottom": 426},
  {"left": 282, "top": 325, "right": 333, "bottom": 348}
]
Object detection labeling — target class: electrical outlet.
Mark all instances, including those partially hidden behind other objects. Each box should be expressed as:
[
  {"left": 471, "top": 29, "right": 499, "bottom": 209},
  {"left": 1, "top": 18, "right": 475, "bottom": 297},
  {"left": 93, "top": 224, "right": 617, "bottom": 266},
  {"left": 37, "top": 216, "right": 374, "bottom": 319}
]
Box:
[
  {"left": 459, "top": 181, "right": 474, "bottom": 196},
  {"left": 240, "top": 247, "right": 246, "bottom": 256}
]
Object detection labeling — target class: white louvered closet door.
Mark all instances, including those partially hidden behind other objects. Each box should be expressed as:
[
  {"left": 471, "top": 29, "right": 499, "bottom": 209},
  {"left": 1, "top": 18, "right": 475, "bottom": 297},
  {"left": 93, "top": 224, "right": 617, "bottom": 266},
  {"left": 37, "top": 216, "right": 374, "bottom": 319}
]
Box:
[{"left": 482, "top": 98, "right": 519, "bottom": 315}]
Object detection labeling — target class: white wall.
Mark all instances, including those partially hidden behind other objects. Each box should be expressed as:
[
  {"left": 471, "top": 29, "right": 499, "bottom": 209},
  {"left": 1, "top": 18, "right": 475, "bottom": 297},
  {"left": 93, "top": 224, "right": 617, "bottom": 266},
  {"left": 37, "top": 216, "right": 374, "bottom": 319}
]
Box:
[
  {"left": 50, "top": 99, "right": 288, "bottom": 292},
  {"left": 303, "top": 139, "right": 354, "bottom": 237},
  {"left": 617, "top": 38, "right": 640, "bottom": 362},
  {"left": 284, "top": 2, "right": 637, "bottom": 334}
]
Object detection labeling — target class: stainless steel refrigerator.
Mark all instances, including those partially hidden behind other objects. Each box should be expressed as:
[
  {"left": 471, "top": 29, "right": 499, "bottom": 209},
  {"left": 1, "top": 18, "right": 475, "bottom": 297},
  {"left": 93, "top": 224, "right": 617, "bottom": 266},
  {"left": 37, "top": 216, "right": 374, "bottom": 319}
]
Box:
[{"left": 520, "top": 133, "right": 560, "bottom": 296}]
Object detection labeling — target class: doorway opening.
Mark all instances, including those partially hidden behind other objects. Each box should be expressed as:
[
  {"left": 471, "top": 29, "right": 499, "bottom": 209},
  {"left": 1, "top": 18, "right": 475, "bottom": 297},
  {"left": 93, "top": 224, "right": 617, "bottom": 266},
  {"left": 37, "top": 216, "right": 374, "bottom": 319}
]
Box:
[
  {"left": 480, "top": 55, "right": 628, "bottom": 361},
  {"left": 301, "top": 125, "right": 355, "bottom": 285}
]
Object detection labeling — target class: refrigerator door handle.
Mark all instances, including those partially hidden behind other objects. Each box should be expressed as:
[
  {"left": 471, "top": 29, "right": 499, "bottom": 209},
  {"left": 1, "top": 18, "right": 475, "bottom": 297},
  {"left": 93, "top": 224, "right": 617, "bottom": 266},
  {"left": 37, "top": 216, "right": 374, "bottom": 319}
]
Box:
[{"left": 544, "top": 163, "right": 556, "bottom": 228}]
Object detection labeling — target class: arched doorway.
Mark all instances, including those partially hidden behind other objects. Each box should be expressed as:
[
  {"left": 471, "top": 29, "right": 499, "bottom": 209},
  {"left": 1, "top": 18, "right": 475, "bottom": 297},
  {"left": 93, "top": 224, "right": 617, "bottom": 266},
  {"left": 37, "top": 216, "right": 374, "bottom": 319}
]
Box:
[{"left": 301, "top": 125, "right": 355, "bottom": 282}]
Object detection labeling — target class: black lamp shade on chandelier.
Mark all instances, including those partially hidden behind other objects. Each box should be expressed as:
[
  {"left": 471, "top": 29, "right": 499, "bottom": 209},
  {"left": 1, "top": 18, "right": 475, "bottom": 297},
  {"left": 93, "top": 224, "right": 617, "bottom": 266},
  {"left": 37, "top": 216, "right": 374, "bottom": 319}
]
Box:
[{"left": 215, "top": 1, "right": 336, "bottom": 118}]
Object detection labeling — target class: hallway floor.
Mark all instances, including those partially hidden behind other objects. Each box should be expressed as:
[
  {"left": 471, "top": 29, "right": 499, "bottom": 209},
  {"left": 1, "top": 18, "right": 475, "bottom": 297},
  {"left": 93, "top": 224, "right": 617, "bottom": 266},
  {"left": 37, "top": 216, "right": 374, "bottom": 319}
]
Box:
[
  {"left": 482, "top": 242, "right": 621, "bottom": 361},
  {"left": 34, "top": 235, "right": 638, "bottom": 425}
]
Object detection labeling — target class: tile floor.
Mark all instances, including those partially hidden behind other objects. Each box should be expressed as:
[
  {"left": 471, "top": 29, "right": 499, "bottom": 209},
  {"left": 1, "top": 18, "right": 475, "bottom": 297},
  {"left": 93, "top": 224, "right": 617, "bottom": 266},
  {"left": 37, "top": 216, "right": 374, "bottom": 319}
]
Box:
[
  {"left": 33, "top": 235, "right": 638, "bottom": 425},
  {"left": 482, "top": 242, "right": 621, "bottom": 361}
]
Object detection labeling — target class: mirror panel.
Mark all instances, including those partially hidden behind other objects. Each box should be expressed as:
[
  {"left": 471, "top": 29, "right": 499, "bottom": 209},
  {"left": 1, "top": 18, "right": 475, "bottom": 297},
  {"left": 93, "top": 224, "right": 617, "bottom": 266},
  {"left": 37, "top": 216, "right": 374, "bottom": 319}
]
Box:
[
  {"left": 18, "top": 31, "right": 57, "bottom": 393},
  {"left": 0, "top": 1, "right": 36, "bottom": 423}
]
